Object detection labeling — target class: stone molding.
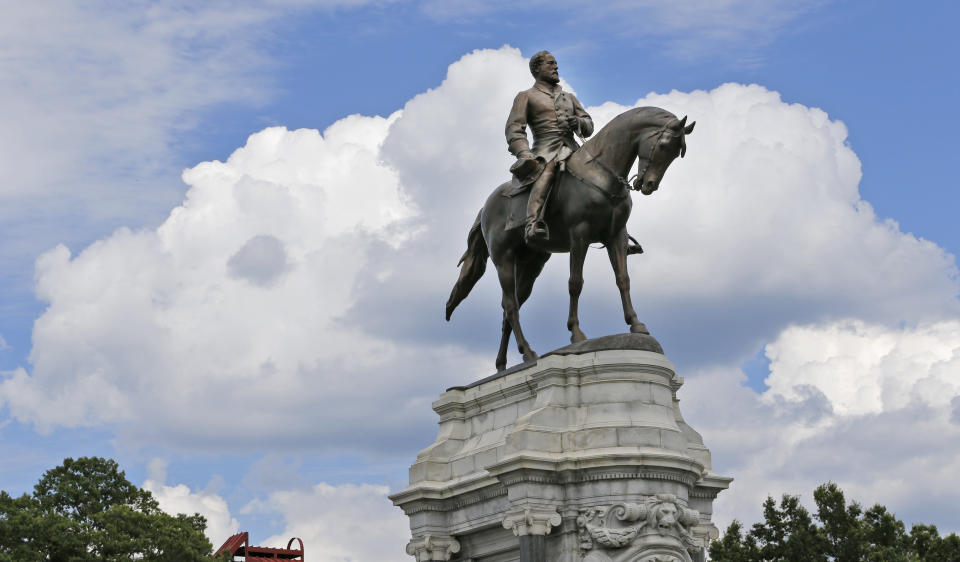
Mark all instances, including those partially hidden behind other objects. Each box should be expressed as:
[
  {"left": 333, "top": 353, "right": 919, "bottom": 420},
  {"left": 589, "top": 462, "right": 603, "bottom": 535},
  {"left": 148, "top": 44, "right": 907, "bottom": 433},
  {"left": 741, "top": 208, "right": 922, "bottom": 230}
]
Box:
[
  {"left": 405, "top": 534, "right": 461, "bottom": 561},
  {"left": 398, "top": 482, "right": 508, "bottom": 515},
  {"left": 502, "top": 507, "right": 563, "bottom": 536},
  {"left": 495, "top": 464, "right": 699, "bottom": 488},
  {"left": 577, "top": 494, "right": 702, "bottom": 562},
  {"left": 489, "top": 456, "right": 703, "bottom": 489}
]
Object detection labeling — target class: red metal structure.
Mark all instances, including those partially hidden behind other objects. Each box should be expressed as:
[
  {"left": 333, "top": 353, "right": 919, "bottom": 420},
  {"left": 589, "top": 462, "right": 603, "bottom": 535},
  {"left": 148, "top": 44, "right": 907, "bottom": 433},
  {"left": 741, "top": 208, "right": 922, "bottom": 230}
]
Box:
[{"left": 215, "top": 532, "right": 304, "bottom": 561}]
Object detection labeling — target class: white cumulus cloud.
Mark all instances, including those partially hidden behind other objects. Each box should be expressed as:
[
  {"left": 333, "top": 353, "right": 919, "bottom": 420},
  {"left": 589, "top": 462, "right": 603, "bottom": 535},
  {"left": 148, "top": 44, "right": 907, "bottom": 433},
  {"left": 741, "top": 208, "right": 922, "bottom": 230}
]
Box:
[
  {"left": 0, "top": 0, "right": 394, "bottom": 339},
  {"left": 0, "top": 112, "right": 485, "bottom": 448},
  {"left": 683, "top": 319, "right": 960, "bottom": 533},
  {"left": 765, "top": 320, "right": 960, "bottom": 416},
  {"left": 143, "top": 458, "right": 240, "bottom": 547},
  {"left": 244, "top": 482, "right": 409, "bottom": 562}
]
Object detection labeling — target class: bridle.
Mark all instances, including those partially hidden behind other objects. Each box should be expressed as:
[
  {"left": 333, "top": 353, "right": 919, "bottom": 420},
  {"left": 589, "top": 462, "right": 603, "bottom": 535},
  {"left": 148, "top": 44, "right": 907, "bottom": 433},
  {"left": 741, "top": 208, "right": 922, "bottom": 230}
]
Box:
[
  {"left": 633, "top": 121, "right": 682, "bottom": 191},
  {"left": 573, "top": 119, "right": 677, "bottom": 199}
]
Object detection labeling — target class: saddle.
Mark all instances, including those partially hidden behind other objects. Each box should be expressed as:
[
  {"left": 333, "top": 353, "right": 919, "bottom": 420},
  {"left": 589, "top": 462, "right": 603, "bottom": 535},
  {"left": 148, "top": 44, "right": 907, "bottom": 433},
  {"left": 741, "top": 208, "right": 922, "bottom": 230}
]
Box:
[
  {"left": 499, "top": 146, "right": 573, "bottom": 232},
  {"left": 501, "top": 168, "right": 559, "bottom": 231},
  {"left": 501, "top": 179, "right": 534, "bottom": 231}
]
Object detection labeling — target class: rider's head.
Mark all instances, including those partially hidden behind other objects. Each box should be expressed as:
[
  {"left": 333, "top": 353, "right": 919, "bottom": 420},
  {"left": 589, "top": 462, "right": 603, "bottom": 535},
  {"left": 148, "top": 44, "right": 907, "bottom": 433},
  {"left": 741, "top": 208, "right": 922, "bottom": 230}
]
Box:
[{"left": 529, "top": 51, "right": 559, "bottom": 85}]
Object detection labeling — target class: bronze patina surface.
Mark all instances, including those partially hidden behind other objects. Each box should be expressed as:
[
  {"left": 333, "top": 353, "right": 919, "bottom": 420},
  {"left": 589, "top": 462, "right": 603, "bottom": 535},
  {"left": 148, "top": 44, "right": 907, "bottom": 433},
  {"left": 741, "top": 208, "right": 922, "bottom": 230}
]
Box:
[{"left": 446, "top": 52, "right": 694, "bottom": 371}]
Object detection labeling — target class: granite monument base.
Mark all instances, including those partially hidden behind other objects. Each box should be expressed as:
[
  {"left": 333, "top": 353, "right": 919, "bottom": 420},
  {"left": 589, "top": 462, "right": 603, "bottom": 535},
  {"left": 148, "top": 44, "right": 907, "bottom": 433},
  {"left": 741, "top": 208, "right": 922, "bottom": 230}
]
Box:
[{"left": 390, "top": 334, "right": 732, "bottom": 562}]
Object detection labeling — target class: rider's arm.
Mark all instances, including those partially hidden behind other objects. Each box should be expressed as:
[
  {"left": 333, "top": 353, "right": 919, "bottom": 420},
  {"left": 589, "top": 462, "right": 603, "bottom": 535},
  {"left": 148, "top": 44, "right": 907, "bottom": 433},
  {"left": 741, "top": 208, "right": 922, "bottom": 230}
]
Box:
[
  {"left": 572, "top": 95, "right": 594, "bottom": 139},
  {"left": 505, "top": 91, "right": 533, "bottom": 159}
]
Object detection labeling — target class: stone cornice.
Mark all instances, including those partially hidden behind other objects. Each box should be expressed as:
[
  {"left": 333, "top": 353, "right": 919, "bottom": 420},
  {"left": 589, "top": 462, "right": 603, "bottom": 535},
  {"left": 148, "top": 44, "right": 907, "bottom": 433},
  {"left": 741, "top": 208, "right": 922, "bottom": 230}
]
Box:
[
  {"left": 394, "top": 481, "right": 508, "bottom": 515},
  {"left": 695, "top": 471, "right": 734, "bottom": 491}
]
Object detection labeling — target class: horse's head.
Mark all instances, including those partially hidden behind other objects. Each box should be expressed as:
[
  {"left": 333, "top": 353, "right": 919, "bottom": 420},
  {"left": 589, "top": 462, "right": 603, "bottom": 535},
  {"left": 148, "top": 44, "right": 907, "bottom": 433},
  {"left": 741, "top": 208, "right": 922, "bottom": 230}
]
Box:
[{"left": 634, "top": 115, "right": 695, "bottom": 195}]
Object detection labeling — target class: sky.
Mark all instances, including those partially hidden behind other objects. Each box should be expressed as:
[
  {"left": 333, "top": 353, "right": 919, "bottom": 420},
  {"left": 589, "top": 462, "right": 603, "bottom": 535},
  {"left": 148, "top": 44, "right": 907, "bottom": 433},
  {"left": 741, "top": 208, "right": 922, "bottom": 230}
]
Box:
[{"left": 1, "top": 1, "right": 960, "bottom": 559}]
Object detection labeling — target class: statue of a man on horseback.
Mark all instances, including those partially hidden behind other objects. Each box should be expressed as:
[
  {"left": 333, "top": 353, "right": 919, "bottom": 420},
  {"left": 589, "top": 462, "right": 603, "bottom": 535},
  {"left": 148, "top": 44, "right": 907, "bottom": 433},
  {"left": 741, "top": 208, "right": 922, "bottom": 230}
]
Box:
[
  {"left": 447, "top": 49, "right": 696, "bottom": 371},
  {"left": 506, "top": 50, "right": 593, "bottom": 243}
]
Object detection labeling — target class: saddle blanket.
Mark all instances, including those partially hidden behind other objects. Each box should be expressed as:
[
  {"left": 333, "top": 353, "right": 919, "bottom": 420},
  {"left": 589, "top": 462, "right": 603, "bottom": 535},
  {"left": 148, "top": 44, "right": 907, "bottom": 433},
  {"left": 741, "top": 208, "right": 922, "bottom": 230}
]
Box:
[{"left": 501, "top": 177, "right": 530, "bottom": 231}]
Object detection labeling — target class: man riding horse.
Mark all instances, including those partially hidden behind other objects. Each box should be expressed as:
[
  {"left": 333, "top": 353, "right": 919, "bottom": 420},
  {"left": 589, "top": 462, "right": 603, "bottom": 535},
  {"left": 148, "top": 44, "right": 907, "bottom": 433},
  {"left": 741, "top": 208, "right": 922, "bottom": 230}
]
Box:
[
  {"left": 507, "top": 51, "right": 643, "bottom": 253},
  {"left": 506, "top": 50, "right": 591, "bottom": 242},
  {"left": 446, "top": 50, "right": 696, "bottom": 369}
]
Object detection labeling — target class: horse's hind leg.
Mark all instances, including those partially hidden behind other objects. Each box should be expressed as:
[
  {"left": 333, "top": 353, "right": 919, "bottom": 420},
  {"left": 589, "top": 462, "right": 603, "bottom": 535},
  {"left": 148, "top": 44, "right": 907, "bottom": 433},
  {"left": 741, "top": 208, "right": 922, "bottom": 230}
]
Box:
[
  {"left": 494, "top": 253, "right": 548, "bottom": 371},
  {"left": 496, "top": 317, "right": 510, "bottom": 371},
  {"left": 607, "top": 228, "right": 649, "bottom": 334},
  {"left": 567, "top": 231, "right": 589, "bottom": 343},
  {"left": 495, "top": 257, "right": 538, "bottom": 363}
]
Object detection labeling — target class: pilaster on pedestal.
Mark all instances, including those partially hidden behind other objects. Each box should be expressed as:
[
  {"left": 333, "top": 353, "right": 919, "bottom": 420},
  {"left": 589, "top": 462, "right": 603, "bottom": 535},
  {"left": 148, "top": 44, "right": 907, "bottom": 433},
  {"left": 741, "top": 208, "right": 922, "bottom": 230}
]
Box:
[
  {"left": 405, "top": 534, "right": 461, "bottom": 561},
  {"left": 391, "top": 334, "right": 732, "bottom": 562},
  {"left": 502, "top": 507, "right": 562, "bottom": 536}
]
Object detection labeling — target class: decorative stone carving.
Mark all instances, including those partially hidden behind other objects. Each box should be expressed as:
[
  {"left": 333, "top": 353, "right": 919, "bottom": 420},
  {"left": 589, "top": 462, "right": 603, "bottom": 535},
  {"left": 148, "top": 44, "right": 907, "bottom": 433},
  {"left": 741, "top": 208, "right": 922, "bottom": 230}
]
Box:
[
  {"left": 405, "top": 534, "right": 461, "bottom": 561},
  {"left": 577, "top": 494, "right": 702, "bottom": 562},
  {"left": 502, "top": 507, "right": 563, "bottom": 536}
]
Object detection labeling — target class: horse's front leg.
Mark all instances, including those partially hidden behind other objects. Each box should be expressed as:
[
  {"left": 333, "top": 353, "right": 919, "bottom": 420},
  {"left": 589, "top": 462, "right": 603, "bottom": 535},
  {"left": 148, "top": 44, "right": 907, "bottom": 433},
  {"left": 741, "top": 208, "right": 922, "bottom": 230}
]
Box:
[
  {"left": 567, "top": 232, "right": 589, "bottom": 343},
  {"left": 607, "top": 228, "right": 649, "bottom": 334}
]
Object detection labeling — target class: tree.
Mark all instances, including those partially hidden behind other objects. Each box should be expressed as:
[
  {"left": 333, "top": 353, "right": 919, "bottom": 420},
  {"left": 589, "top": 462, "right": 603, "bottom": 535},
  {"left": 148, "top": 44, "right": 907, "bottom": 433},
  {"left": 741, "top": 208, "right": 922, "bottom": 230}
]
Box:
[
  {"left": 710, "top": 483, "right": 960, "bottom": 562},
  {"left": 0, "top": 457, "right": 213, "bottom": 561}
]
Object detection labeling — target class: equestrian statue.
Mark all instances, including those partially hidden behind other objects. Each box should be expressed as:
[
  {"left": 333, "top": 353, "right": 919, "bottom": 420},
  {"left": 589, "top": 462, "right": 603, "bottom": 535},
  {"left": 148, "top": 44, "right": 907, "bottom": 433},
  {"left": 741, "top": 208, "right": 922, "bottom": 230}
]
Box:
[{"left": 446, "top": 50, "right": 695, "bottom": 371}]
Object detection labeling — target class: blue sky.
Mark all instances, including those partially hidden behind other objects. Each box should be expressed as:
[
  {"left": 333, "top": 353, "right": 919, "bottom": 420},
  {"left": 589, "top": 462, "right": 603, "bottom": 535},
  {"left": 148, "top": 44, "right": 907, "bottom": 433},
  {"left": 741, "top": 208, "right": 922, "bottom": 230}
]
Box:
[{"left": 2, "top": 1, "right": 960, "bottom": 559}]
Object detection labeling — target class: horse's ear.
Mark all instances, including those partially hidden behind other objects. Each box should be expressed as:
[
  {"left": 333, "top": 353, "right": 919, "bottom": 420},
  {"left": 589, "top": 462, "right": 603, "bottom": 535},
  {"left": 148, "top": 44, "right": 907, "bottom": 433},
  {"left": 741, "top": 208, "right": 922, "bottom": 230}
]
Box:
[
  {"left": 684, "top": 121, "right": 696, "bottom": 135},
  {"left": 678, "top": 115, "right": 687, "bottom": 128}
]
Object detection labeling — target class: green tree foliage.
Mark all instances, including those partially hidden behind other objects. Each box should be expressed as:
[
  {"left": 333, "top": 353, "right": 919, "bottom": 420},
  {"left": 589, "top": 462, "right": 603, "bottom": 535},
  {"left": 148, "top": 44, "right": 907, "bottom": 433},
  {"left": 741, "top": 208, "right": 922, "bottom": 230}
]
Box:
[
  {"left": 710, "top": 483, "right": 960, "bottom": 562},
  {"left": 0, "top": 457, "right": 213, "bottom": 561}
]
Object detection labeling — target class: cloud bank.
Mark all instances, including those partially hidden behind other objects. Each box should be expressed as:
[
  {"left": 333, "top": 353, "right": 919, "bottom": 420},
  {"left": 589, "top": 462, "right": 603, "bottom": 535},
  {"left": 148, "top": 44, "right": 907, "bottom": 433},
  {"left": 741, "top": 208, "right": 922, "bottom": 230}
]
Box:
[
  {"left": 249, "top": 483, "right": 409, "bottom": 562},
  {"left": 2, "top": 46, "right": 959, "bottom": 547},
  {"left": 685, "top": 319, "right": 960, "bottom": 533}
]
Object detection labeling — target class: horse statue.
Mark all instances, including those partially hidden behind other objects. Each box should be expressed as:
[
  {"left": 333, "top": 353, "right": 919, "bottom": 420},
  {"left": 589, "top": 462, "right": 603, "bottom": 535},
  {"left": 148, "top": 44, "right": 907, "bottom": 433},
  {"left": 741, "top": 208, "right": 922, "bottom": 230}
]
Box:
[{"left": 446, "top": 106, "right": 695, "bottom": 371}]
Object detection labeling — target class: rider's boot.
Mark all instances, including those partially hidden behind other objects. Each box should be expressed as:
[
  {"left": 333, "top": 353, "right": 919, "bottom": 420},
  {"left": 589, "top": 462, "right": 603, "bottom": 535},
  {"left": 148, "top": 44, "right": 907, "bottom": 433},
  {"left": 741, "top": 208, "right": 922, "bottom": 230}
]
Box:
[
  {"left": 524, "top": 216, "right": 548, "bottom": 243},
  {"left": 524, "top": 162, "right": 554, "bottom": 243}
]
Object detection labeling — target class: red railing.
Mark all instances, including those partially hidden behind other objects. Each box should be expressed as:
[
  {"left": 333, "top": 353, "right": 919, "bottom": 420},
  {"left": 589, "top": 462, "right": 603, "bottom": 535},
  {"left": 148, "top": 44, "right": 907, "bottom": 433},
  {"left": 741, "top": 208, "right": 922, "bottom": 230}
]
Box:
[{"left": 215, "top": 532, "right": 304, "bottom": 561}]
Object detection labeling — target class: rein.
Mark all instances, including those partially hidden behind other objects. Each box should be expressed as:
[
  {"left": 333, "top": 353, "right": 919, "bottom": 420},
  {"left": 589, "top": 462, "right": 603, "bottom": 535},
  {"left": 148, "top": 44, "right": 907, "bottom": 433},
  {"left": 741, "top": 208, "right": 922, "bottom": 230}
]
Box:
[
  {"left": 573, "top": 120, "right": 671, "bottom": 200},
  {"left": 579, "top": 146, "right": 635, "bottom": 194},
  {"left": 565, "top": 160, "right": 629, "bottom": 202}
]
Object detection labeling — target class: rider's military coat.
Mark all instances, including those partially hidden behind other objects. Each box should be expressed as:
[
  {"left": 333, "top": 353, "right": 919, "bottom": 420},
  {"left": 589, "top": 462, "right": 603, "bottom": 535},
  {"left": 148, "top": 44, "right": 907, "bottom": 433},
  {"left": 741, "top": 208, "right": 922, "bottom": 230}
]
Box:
[{"left": 505, "top": 82, "right": 594, "bottom": 163}]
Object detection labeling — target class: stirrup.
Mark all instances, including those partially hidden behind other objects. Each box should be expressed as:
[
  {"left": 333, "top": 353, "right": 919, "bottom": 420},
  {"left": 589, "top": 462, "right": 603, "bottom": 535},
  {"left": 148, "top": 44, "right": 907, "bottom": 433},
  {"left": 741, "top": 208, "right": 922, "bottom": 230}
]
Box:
[{"left": 524, "top": 219, "right": 549, "bottom": 242}]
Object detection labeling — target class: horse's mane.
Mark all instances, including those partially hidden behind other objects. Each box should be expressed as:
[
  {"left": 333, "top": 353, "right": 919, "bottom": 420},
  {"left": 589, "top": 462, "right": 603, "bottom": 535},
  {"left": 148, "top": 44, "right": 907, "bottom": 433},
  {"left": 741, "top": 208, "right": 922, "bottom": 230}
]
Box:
[{"left": 584, "top": 106, "right": 677, "bottom": 151}]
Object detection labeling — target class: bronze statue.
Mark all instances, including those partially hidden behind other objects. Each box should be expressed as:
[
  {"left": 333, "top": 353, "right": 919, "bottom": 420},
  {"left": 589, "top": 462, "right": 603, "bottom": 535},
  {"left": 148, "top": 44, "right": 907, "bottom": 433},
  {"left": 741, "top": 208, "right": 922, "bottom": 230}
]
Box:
[{"left": 446, "top": 51, "right": 695, "bottom": 371}]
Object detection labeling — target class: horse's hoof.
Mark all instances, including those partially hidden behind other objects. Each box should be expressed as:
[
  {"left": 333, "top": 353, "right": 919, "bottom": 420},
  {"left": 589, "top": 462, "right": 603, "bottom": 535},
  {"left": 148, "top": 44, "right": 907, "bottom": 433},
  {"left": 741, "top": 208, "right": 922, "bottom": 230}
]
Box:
[
  {"left": 496, "top": 362, "right": 506, "bottom": 372},
  {"left": 570, "top": 329, "right": 587, "bottom": 343},
  {"left": 522, "top": 350, "right": 539, "bottom": 362},
  {"left": 630, "top": 322, "right": 649, "bottom": 335}
]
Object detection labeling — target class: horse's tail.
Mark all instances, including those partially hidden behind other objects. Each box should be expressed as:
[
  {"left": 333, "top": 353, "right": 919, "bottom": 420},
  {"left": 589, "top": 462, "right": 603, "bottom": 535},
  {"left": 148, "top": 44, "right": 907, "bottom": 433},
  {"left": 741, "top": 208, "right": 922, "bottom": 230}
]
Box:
[{"left": 446, "top": 210, "right": 488, "bottom": 320}]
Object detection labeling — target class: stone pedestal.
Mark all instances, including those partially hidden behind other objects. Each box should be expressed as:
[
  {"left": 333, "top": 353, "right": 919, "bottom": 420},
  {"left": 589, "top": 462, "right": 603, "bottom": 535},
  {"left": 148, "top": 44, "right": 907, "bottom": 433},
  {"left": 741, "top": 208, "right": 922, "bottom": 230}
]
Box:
[{"left": 390, "top": 334, "right": 732, "bottom": 562}]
